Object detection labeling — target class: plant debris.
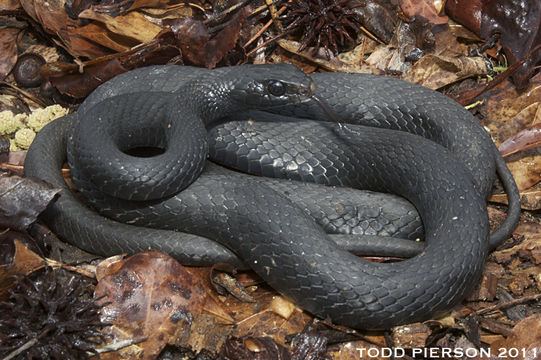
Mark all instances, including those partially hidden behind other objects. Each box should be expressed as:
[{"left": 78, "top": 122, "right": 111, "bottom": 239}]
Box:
[
  {"left": 0, "top": 175, "right": 60, "bottom": 231},
  {"left": 0, "top": 268, "right": 107, "bottom": 359}
]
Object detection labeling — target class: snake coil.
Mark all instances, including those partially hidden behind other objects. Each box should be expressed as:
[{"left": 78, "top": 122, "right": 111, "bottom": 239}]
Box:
[{"left": 25, "top": 64, "right": 520, "bottom": 329}]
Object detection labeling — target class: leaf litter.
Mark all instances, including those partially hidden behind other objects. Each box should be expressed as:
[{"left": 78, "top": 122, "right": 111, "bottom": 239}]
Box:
[{"left": 0, "top": 0, "right": 540, "bottom": 358}]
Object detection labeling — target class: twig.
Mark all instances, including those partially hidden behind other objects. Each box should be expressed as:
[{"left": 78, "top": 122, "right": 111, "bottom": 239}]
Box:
[
  {"left": 88, "top": 335, "right": 148, "bottom": 356},
  {"left": 243, "top": 6, "right": 286, "bottom": 49},
  {"left": 2, "top": 338, "right": 38, "bottom": 360},
  {"left": 470, "top": 293, "right": 541, "bottom": 316},
  {"left": 44, "top": 257, "right": 96, "bottom": 279},
  {"left": 455, "top": 43, "right": 541, "bottom": 106},
  {"left": 203, "top": 0, "right": 252, "bottom": 25},
  {"left": 0, "top": 81, "right": 47, "bottom": 108}
]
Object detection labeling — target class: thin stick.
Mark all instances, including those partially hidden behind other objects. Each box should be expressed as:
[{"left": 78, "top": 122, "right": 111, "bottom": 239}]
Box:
[
  {"left": 2, "top": 338, "right": 38, "bottom": 360},
  {"left": 243, "top": 6, "right": 286, "bottom": 49},
  {"left": 471, "top": 293, "right": 541, "bottom": 316}
]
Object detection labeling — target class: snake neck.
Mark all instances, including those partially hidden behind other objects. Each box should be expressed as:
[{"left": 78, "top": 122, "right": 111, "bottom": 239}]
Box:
[{"left": 177, "top": 69, "right": 247, "bottom": 124}]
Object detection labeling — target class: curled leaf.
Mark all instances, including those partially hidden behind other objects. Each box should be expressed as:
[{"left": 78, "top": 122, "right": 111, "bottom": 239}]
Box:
[{"left": 499, "top": 123, "right": 541, "bottom": 157}]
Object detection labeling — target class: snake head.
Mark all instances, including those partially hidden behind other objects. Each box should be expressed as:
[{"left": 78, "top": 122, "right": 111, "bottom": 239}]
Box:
[
  {"left": 233, "top": 63, "right": 316, "bottom": 108},
  {"left": 185, "top": 63, "right": 316, "bottom": 122},
  {"left": 209, "top": 64, "right": 316, "bottom": 110}
]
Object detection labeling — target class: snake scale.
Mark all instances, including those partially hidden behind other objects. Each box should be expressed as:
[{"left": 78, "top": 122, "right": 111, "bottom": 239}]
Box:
[{"left": 24, "top": 64, "right": 520, "bottom": 329}]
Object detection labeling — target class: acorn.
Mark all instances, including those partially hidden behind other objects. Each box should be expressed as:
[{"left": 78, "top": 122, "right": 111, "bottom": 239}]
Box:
[{"left": 12, "top": 53, "right": 46, "bottom": 88}]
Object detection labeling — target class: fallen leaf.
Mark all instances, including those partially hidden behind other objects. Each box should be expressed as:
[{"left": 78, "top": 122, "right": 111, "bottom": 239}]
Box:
[
  {"left": 269, "top": 296, "right": 296, "bottom": 319},
  {"left": 490, "top": 186, "right": 541, "bottom": 211},
  {"left": 166, "top": 17, "right": 208, "bottom": 66},
  {"left": 491, "top": 222, "right": 541, "bottom": 264},
  {"left": 399, "top": 0, "right": 449, "bottom": 25},
  {"left": 167, "top": 7, "right": 248, "bottom": 68},
  {"left": 350, "top": 0, "right": 397, "bottom": 44},
  {"left": 0, "top": 175, "right": 60, "bottom": 231},
  {"left": 19, "top": 0, "right": 111, "bottom": 58},
  {"left": 72, "top": 22, "right": 132, "bottom": 53},
  {"left": 279, "top": 39, "right": 369, "bottom": 73},
  {"left": 500, "top": 123, "right": 541, "bottom": 157},
  {"left": 0, "top": 28, "right": 20, "bottom": 82},
  {"left": 403, "top": 54, "right": 488, "bottom": 89},
  {"left": 48, "top": 58, "right": 127, "bottom": 99},
  {"left": 490, "top": 314, "right": 541, "bottom": 359},
  {"left": 79, "top": 9, "right": 163, "bottom": 43},
  {"left": 446, "top": 0, "right": 541, "bottom": 89},
  {"left": 0, "top": 0, "right": 21, "bottom": 10},
  {"left": 505, "top": 151, "right": 541, "bottom": 191},
  {"left": 95, "top": 251, "right": 232, "bottom": 360}
]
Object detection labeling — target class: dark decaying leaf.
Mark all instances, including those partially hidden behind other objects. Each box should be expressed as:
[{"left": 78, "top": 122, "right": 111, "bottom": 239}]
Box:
[
  {"left": 166, "top": 17, "right": 209, "bottom": 66},
  {"left": 480, "top": 0, "right": 541, "bottom": 89},
  {"left": 217, "top": 330, "right": 330, "bottom": 360},
  {"left": 446, "top": 0, "right": 541, "bottom": 88},
  {"left": 351, "top": 0, "right": 397, "bottom": 44},
  {"left": 94, "top": 251, "right": 232, "bottom": 360},
  {"left": 0, "top": 176, "right": 60, "bottom": 231},
  {"left": 48, "top": 58, "right": 127, "bottom": 99},
  {"left": 288, "top": 330, "right": 329, "bottom": 360},
  {"left": 0, "top": 28, "right": 20, "bottom": 82},
  {"left": 166, "top": 6, "right": 248, "bottom": 68}
]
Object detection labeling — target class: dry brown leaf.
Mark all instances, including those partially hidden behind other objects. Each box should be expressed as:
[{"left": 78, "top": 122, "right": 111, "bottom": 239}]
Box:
[
  {"left": 48, "top": 58, "right": 127, "bottom": 99},
  {"left": 126, "top": 0, "right": 170, "bottom": 12},
  {"left": 483, "top": 74, "right": 541, "bottom": 205},
  {"left": 79, "top": 9, "right": 162, "bottom": 43},
  {"left": 485, "top": 75, "right": 541, "bottom": 144},
  {"left": 403, "top": 54, "right": 488, "bottom": 89},
  {"left": 399, "top": 0, "right": 449, "bottom": 25},
  {"left": 278, "top": 39, "right": 369, "bottom": 73},
  {"left": 505, "top": 151, "right": 541, "bottom": 191},
  {"left": 490, "top": 314, "right": 541, "bottom": 359},
  {"left": 0, "top": 0, "right": 21, "bottom": 10},
  {"left": 72, "top": 22, "right": 131, "bottom": 53},
  {"left": 0, "top": 28, "right": 20, "bottom": 81},
  {"left": 491, "top": 186, "right": 541, "bottom": 211},
  {"left": 19, "top": 0, "right": 111, "bottom": 58},
  {"left": 491, "top": 222, "right": 541, "bottom": 264},
  {"left": 139, "top": 3, "right": 193, "bottom": 19},
  {"left": 95, "top": 251, "right": 232, "bottom": 360}
]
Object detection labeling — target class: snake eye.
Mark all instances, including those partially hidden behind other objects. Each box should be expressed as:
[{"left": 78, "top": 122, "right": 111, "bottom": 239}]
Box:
[{"left": 267, "top": 80, "right": 286, "bottom": 96}]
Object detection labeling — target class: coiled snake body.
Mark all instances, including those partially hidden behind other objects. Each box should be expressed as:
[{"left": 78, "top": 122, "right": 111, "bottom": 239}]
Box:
[{"left": 25, "top": 64, "right": 520, "bottom": 329}]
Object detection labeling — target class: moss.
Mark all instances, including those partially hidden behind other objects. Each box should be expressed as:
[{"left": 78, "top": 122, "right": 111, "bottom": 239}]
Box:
[
  {"left": 27, "top": 104, "right": 69, "bottom": 132},
  {"left": 9, "top": 139, "right": 20, "bottom": 152},
  {"left": 14, "top": 128, "right": 36, "bottom": 150},
  {"left": 0, "top": 111, "right": 26, "bottom": 135}
]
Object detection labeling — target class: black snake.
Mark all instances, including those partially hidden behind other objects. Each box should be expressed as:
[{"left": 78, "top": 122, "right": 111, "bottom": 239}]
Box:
[{"left": 24, "top": 64, "right": 520, "bottom": 329}]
